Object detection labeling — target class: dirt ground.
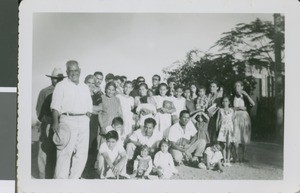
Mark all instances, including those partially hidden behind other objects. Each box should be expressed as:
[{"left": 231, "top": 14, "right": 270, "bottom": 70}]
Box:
[{"left": 31, "top": 127, "right": 283, "bottom": 180}]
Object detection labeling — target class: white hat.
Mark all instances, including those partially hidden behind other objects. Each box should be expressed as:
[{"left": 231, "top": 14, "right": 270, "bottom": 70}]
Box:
[
  {"left": 53, "top": 124, "right": 71, "bottom": 150},
  {"left": 46, "top": 68, "right": 67, "bottom": 78}
]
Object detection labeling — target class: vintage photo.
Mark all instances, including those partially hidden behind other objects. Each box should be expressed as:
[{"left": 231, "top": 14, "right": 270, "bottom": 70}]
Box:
[
  {"left": 30, "top": 13, "right": 284, "bottom": 180},
  {"left": 17, "top": 0, "right": 300, "bottom": 192}
]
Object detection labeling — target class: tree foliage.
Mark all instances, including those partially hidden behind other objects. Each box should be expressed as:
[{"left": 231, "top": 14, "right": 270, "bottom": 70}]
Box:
[{"left": 164, "top": 16, "right": 284, "bottom": 95}]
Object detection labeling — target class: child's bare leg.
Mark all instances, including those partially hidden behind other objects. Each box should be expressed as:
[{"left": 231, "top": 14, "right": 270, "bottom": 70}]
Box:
[
  {"left": 241, "top": 144, "right": 248, "bottom": 162},
  {"left": 216, "top": 161, "right": 223, "bottom": 173},
  {"left": 222, "top": 142, "right": 226, "bottom": 163},
  {"left": 234, "top": 142, "right": 240, "bottom": 162}
]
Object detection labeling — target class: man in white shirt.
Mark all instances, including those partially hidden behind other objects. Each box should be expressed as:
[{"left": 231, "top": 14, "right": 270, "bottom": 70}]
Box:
[
  {"left": 168, "top": 110, "right": 205, "bottom": 165},
  {"left": 126, "top": 118, "right": 162, "bottom": 160},
  {"left": 51, "top": 60, "right": 93, "bottom": 179}
]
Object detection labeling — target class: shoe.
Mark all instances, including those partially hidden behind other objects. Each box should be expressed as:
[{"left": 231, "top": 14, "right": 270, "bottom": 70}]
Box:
[{"left": 119, "top": 173, "right": 131, "bottom": 179}]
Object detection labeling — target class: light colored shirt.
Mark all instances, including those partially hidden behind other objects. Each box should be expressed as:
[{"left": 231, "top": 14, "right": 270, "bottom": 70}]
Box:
[
  {"left": 99, "top": 141, "right": 125, "bottom": 162},
  {"left": 171, "top": 97, "right": 186, "bottom": 117},
  {"left": 51, "top": 79, "right": 93, "bottom": 114},
  {"left": 36, "top": 85, "right": 54, "bottom": 117},
  {"left": 233, "top": 96, "right": 245, "bottom": 107},
  {"left": 129, "top": 128, "right": 163, "bottom": 149},
  {"left": 204, "top": 147, "right": 223, "bottom": 165},
  {"left": 168, "top": 121, "right": 197, "bottom": 143}
]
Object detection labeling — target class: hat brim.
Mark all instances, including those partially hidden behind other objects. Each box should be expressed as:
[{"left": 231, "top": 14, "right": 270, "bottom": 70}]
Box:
[{"left": 46, "top": 75, "right": 67, "bottom": 78}]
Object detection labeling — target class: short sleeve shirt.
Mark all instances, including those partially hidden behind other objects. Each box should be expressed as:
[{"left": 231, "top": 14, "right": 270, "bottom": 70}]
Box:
[
  {"left": 129, "top": 128, "right": 163, "bottom": 148},
  {"left": 99, "top": 141, "right": 125, "bottom": 162},
  {"left": 168, "top": 121, "right": 197, "bottom": 143}
]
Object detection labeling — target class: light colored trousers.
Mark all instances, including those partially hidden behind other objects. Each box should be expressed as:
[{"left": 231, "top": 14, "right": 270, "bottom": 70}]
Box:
[
  {"left": 170, "top": 139, "right": 206, "bottom": 163},
  {"left": 126, "top": 142, "right": 137, "bottom": 160},
  {"left": 54, "top": 115, "right": 89, "bottom": 179},
  {"left": 96, "top": 154, "right": 127, "bottom": 178},
  {"left": 37, "top": 124, "right": 50, "bottom": 179}
]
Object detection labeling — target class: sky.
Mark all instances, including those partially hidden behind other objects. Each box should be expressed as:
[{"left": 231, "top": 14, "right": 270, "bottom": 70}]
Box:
[{"left": 32, "top": 13, "right": 273, "bottom": 120}]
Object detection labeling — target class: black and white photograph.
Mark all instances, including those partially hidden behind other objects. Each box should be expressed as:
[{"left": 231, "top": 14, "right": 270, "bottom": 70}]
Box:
[
  {"left": 30, "top": 12, "right": 284, "bottom": 180},
  {"left": 17, "top": 0, "right": 300, "bottom": 192}
]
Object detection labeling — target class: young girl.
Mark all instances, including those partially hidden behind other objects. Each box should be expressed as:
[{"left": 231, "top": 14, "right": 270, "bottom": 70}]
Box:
[
  {"left": 153, "top": 83, "right": 176, "bottom": 138},
  {"left": 216, "top": 96, "right": 235, "bottom": 167},
  {"left": 232, "top": 81, "right": 255, "bottom": 162},
  {"left": 132, "top": 145, "right": 153, "bottom": 179},
  {"left": 96, "top": 130, "right": 130, "bottom": 179},
  {"left": 153, "top": 139, "right": 178, "bottom": 179},
  {"left": 98, "top": 82, "right": 123, "bottom": 134},
  {"left": 171, "top": 85, "right": 187, "bottom": 124},
  {"left": 194, "top": 85, "right": 208, "bottom": 113},
  {"left": 116, "top": 81, "right": 134, "bottom": 136}
]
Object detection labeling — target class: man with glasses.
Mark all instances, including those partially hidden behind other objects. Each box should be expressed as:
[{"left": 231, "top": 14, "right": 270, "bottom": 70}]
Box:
[
  {"left": 51, "top": 60, "right": 93, "bottom": 179},
  {"left": 151, "top": 74, "right": 161, "bottom": 96}
]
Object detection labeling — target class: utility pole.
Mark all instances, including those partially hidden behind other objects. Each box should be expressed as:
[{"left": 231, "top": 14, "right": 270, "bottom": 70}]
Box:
[{"left": 273, "top": 13, "right": 284, "bottom": 144}]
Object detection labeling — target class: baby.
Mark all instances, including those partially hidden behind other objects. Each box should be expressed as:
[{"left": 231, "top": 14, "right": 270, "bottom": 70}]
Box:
[
  {"left": 198, "top": 143, "right": 224, "bottom": 173},
  {"left": 132, "top": 145, "right": 153, "bottom": 179}
]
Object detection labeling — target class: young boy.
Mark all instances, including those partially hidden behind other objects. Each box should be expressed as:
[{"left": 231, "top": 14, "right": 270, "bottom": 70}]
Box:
[
  {"left": 194, "top": 85, "right": 208, "bottom": 113},
  {"left": 96, "top": 130, "right": 130, "bottom": 179},
  {"left": 105, "top": 117, "right": 126, "bottom": 144},
  {"left": 198, "top": 143, "right": 223, "bottom": 173}
]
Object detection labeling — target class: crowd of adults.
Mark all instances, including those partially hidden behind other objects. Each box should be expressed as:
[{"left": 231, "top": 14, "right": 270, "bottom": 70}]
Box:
[{"left": 35, "top": 60, "right": 255, "bottom": 179}]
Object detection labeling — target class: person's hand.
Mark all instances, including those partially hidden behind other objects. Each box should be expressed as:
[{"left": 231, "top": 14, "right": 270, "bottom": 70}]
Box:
[
  {"left": 112, "top": 164, "right": 122, "bottom": 176},
  {"left": 52, "top": 122, "right": 59, "bottom": 133},
  {"left": 241, "top": 90, "right": 249, "bottom": 96}
]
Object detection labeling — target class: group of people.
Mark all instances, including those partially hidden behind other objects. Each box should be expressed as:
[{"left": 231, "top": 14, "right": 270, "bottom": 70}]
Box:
[{"left": 35, "top": 60, "right": 255, "bottom": 179}]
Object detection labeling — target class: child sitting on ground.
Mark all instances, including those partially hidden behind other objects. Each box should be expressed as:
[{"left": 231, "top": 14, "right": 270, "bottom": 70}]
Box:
[
  {"left": 136, "top": 103, "right": 158, "bottom": 129},
  {"left": 153, "top": 139, "right": 178, "bottom": 179},
  {"left": 96, "top": 130, "right": 130, "bottom": 179},
  {"left": 105, "top": 117, "right": 126, "bottom": 144},
  {"left": 132, "top": 145, "right": 153, "bottom": 179},
  {"left": 198, "top": 143, "right": 224, "bottom": 173}
]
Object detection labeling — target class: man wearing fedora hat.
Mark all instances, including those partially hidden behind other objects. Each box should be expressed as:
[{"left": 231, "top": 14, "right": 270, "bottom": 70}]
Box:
[
  {"left": 36, "top": 67, "right": 66, "bottom": 179},
  {"left": 51, "top": 60, "right": 93, "bottom": 179}
]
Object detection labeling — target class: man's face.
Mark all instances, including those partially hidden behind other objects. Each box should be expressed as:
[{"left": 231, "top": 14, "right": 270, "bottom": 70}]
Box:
[
  {"left": 144, "top": 123, "right": 154, "bottom": 137},
  {"left": 94, "top": 74, "right": 103, "bottom": 87},
  {"left": 67, "top": 64, "right": 80, "bottom": 83},
  {"left": 107, "top": 138, "right": 117, "bottom": 150},
  {"left": 179, "top": 113, "right": 190, "bottom": 126},
  {"left": 51, "top": 78, "right": 59, "bottom": 86},
  {"left": 152, "top": 76, "right": 160, "bottom": 87},
  {"left": 137, "top": 78, "right": 145, "bottom": 85}
]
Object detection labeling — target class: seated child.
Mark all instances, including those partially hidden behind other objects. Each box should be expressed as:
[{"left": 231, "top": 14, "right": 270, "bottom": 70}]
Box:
[
  {"left": 153, "top": 139, "right": 178, "bottom": 179},
  {"left": 96, "top": 130, "right": 130, "bottom": 179},
  {"left": 105, "top": 117, "right": 126, "bottom": 144},
  {"left": 198, "top": 143, "right": 223, "bottom": 173},
  {"left": 132, "top": 145, "right": 153, "bottom": 179}
]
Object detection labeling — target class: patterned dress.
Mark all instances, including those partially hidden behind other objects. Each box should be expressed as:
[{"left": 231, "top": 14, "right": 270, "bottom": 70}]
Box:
[{"left": 217, "top": 108, "right": 234, "bottom": 143}]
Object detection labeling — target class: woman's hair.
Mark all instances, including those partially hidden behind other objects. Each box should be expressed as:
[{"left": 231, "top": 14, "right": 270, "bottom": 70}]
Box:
[
  {"left": 174, "top": 84, "right": 184, "bottom": 91},
  {"left": 105, "top": 130, "right": 119, "bottom": 141},
  {"left": 158, "top": 82, "right": 168, "bottom": 89},
  {"left": 124, "top": 81, "right": 133, "bottom": 87},
  {"left": 159, "top": 138, "right": 170, "bottom": 148},
  {"left": 84, "top": 74, "right": 95, "bottom": 84},
  {"left": 140, "top": 144, "right": 149, "bottom": 152},
  {"left": 105, "top": 81, "right": 117, "bottom": 92},
  {"left": 210, "top": 80, "right": 219, "bottom": 87},
  {"left": 235, "top": 80, "right": 244, "bottom": 87},
  {"left": 139, "top": 82, "right": 148, "bottom": 90},
  {"left": 112, "top": 117, "right": 124, "bottom": 126}
]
